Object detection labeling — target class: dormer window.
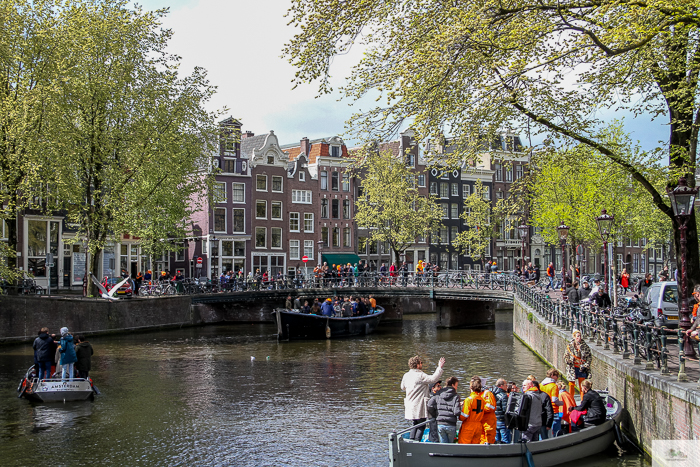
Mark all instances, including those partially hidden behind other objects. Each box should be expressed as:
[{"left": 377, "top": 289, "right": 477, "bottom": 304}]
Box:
[
  {"left": 299, "top": 171, "right": 306, "bottom": 181},
  {"left": 267, "top": 155, "right": 274, "bottom": 164},
  {"left": 331, "top": 146, "right": 340, "bottom": 157}
]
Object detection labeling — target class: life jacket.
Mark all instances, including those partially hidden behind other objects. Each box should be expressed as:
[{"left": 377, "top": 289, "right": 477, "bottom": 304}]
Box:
[{"left": 541, "top": 380, "right": 559, "bottom": 413}]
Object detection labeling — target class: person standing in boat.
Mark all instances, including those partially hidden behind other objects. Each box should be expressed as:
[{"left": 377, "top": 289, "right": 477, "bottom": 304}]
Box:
[
  {"left": 33, "top": 327, "right": 57, "bottom": 380},
  {"left": 492, "top": 378, "right": 511, "bottom": 444},
  {"left": 564, "top": 329, "right": 592, "bottom": 396},
  {"left": 320, "top": 298, "right": 334, "bottom": 317},
  {"left": 540, "top": 368, "right": 564, "bottom": 438},
  {"left": 341, "top": 297, "right": 353, "bottom": 317},
  {"left": 428, "top": 376, "right": 461, "bottom": 444},
  {"left": 521, "top": 380, "right": 553, "bottom": 442},
  {"left": 400, "top": 355, "right": 445, "bottom": 441},
  {"left": 58, "top": 327, "right": 78, "bottom": 382},
  {"left": 75, "top": 335, "right": 93, "bottom": 379},
  {"left": 457, "top": 376, "right": 486, "bottom": 444},
  {"left": 480, "top": 379, "right": 497, "bottom": 444}
]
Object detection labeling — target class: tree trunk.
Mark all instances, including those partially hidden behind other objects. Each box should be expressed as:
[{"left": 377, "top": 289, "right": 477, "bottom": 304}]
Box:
[
  {"left": 5, "top": 215, "right": 19, "bottom": 295},
  {"left": 89, "top": 246, "right": 102, "bottom": 297},
  {"left": 673, "top": 212, "right": 699, "bottom": 293}
]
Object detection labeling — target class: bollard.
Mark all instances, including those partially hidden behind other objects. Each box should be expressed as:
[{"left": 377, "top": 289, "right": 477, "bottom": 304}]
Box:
[
  {"left": 612, "top": 320, "right": 620, "bottom": 354},
  {"left": 678, "top": 329, "right": 688, "bottom": 382},
  {"left": 660, "top": 328, "right": 669, "bottom": 375},
  {"left": 644, "top": 324, "right": 654, "bottom": 370},
  {"left": 632, "top": 326, "right": 641, "bottom": 365},
  {"left": 622, "top": 323, "right": 630, "bottom": 359},
  {"left": 596, "top": 315, "right": 604, "bottom": 346},
  {"left": 603, "top": 318, "right": 610, "bottom": 350}
]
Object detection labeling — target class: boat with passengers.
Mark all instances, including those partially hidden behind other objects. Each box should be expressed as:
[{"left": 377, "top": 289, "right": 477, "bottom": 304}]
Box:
[
  {"left": 389, "top": 391, "right": 623, "bottom": 467},
  {"left": 17, "top": 365, "right": 99, "bottom": 402},
  {"left": 274, "top": 306, "right": 385, "bottom": 340}
]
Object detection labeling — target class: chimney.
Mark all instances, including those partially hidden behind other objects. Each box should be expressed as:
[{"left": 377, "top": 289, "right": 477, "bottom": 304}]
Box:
[
  {"left": 300, "top": 137, "right": 309, "bottom": 156},
  {"left": 242, "top": 131, "right": 255, "bottom": 139}
]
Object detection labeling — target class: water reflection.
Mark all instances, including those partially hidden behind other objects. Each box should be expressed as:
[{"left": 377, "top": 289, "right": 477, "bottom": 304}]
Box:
[{"left": 0, "top": 312, "right": 648, "bottom": 466}]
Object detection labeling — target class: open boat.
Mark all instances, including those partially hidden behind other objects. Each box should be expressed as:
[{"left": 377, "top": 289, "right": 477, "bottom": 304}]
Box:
[
  {"left": 274, "top": 306, "right": 385, "bottom": 340},
  {"left": 389, "top": 392, "right": 623, "bottom": 467},
  {"left": 17, "top": 365, "right": 98, "bottom": 402}
]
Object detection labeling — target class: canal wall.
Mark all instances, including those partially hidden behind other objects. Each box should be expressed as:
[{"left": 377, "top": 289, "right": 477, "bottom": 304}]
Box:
[{"left": 513, "top": 296, "right": 700, "bottom": 455}]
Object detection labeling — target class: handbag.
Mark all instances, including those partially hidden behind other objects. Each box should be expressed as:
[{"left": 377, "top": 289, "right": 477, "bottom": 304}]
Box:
[{"left": 574, "top": 367, "right": 588, "bottom": 379}]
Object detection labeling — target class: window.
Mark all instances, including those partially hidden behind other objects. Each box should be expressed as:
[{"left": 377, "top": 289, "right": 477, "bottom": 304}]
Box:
[
  {"left": 214, "top": 182, "right": 226, "bottom": 203},
  {"left": 496, "top": 191, "right": 503, "bottom": 200},
  {"left": 232, "top": 183, "right": 245, "bottom": 203},
  {"left": 271, "top": 201, "right": 282, "bottom": 220},
  {"left": 358, "top": 236, "right": 367, "bottom": 254},
  {"left": 494, "top": 163, "right": 502, "bottom": 181},
  {"left": 451, "top": 203, "right": 459, "bottom": 219},
  {"left": 322, "top": 227, "right": 329, "bottom": 247},
  {"left": 304, "top": 213, "right": 314, "bottom": 232},
  {"left": 320, "top": 171, "right": 328, "bottom": 190},
  {"left": 343, "top": 228, "right": 351, "bottom": 247},
  {"left": 483, "top": 187, "right": 490, "bottom": 200},
  {"left": 332, "top": 227, "right": 340, "bottom": 247},
  {"left": 440, "top": 183, "right": 449, "bottom": 198},
  {"left": 451, "top": 253, "right": 458, "bottom": 268},
  {"left": 292, "top": 190, "right": 312, "bottom": 204},
  {"left": 516, "top": 165, "right": 523, "bottom": 180},
  {"left": 505, "top": 166, "right": 513, "bottom": 182},
  {"left": 332, "top": 199, "right": 339, "bottom": 218},
  {"left": 439, "top": 227, "right": 448, "bottom": 243},
  {"left": 342, "top": 174, "right": 350, "bottom": 192},
  {"left": 255, "top": 227, "right": 266, "bottom": 248},
  {"left": 304, "top": 240, "right": 314, "bottom": 258},
  {"left": 290, "top": 240, "right": 300, "bottom": 260},
  {"left": 441, "top": 203, "right": 449, "bottom": 218},
  {"left": 289, "top": 212, "right": 300, "bottom": 232},
  {"left": 451, "top": 183, "right": 459, "bottom": 196},
  {"left": 321, "top": 199, "right": 329, "bottom": 218},
  {"left": 256, "top": 200, "right": 267, "bottom": 219},
  {"left": 417, "top": 174, "right": 426, "bottom": 187},
  {"left": 233, "top": 208, "right": 245, "bottom": 233},
  {"left": 451, "top": 226, "right": 458, "bottom": 242},
  {"left": 331, "top": 172, "right": 339, "bottom": 191},
  {"left": 430, "top": 182, "right": 438, "bottom": 195},
  {"left": 214, "top": 207, "right": 226, "bottom": 232},
  {"left": 407, "top": 153, "right": 415, "bottom": 167},
  {"left": 222, "top": 159, "right": 236, "bottom": 173},
  {"left": 271, "top": 228, "right": 282, "bottom": 248},
  {"left": 331, "top": 146, "right": 340, "bottom": 157},
  {"left": 463, "top": 184, "right": 470, "bottom": 198},
  {"left": 256, "top": 174, "right": 267, "bottom": 191},
  {"left": 343, "top": 200, "right": 350, "bottom": 219},
  {"left": 369, "top": 240, "right": 378, "bottom": 254},
  {"left": 299, "top": 171, "right": 306, "bottom": 181},
  {"left": 272, "top": 176, "right": 283, "bottom": 192}
]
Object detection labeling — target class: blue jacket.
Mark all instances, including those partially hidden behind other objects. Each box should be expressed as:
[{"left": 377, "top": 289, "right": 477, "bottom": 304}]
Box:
[
  {"left": 59, "top": 334, "right": 78, "bottom": 365},
  {"left": 320, "top": 301, "right": 334, "bottom": 316}
]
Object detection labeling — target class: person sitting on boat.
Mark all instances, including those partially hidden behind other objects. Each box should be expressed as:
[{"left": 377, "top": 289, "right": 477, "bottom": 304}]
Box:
[
  {"left": 33, "top": 327, "right": 57, "bottom": 381},
  {"left": 58, "top": 327, "right": 78, "bottom": 382},
  {"left": 321, "top": 298, "right": 334, "bottom": 317},
  {"left": 567, "top": 379, "right": 606, "bottom": 427},
  {"left": 428, "top": 376, "right": 461, "bottom": 444},
  {"left": 564, "top": 329, "right": 592, "bottom": 396},
  {"left": 301, "top": 300, "right": 311, "bottom": 314},
  {"left": 480, "top": 379, "right": 497, "bottom": 444},
  {"left": 557, "top": 380, "right": 576, "bottom": 434},
  {"left": 521, "top": 380, "right": 553, "bottom": 442},
  {"left": 401, "top": 355, "right": 445, "bottom": 441},
  {"left": 341, "top": 297, "right": 353, "bottom": 317},
  {"left": 492, "top": 378, "right": 511, "bottom": 444},
  {"left": 540, "top": 368, "right": 564, "bottom": 439},
  {"left": 457, "top": 376, "right": 486, "bottom": 444},
  {"left": 75, "top": 335, "right": 93, "bottom": 379}
]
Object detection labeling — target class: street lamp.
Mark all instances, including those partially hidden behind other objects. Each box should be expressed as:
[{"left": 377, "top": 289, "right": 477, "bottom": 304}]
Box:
[
  {"left": 518, "top": 223, "right": 528, "bottom": 275},
  {"left": 668, "top": 177, "right": 698, "bottom": 358},
  {"left": 557, "top": 221, "right": 570, "bottom": 287},
  {"left": 595, "top": 209, "right": 614, "bottom": 293},
  {"left": 317, "top": 239, "right": 324, "bottom": 266}
]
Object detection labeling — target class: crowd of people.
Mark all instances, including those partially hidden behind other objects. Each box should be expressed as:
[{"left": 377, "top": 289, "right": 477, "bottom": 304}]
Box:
[
  {"left": 283, "top": 294, "right": 378, "bottom": 317},
  {"left": 401, "top": 329, "right": 602, "bottom": 445},
  {"left": 32, "top": 327, "right": 93, "bottom": 382}
]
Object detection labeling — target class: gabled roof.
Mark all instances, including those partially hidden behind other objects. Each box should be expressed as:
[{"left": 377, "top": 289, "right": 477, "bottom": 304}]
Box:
[{"left": 240, "top": 134, "right": 269, "bottom": 159}]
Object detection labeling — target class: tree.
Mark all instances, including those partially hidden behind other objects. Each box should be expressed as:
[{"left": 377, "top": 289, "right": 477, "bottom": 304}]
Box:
[
  {"left": 48, "top": 1, "right": 219, "bottom": 295},
  {"left": 352, "top": 146, "right": 443, "bottom": 264},
  {"left": 453, "top": 180, "right": 496, "bottom": 268},
  {"left": 285, "top": 0, "right": 700, "bottom": 285}
]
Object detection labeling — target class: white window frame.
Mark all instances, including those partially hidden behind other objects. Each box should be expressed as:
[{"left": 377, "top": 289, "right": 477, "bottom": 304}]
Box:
[
  {"left": 289, "top": 240, "right": 300, "bottom": 260},
  {"left": 304, "top": 240, "right": 314, "bottom": 258},
  {"left": 289, "top": 212, "right": 300, "bottom": 232},
  {"left": 463, "top": 184, "right": 470, "bottom": 198},
  {"left": 232, "top": 182, "right": 245, "bottom": 203},
  {"left": 214, "top": 181, "right": 227, "bottom": 203},
  {"left": 299, "top": 171, "right": 306, "bottom": 181},
  {"left": 256, "top": 200, "right": 267, "bottom": 219},
  {"left": 292, "top": 190, "right": 312, "bottom": 204},
  {"left": 272, "top": 175, "right": 283, "bottom": 193},
  {"left": 232, "top": 208, "right": 245, "bottom": 234},
  {"left": 271, "top": 227, "right": 282, "bottom": 249},
  {"left": 451, "top": 183, "right": 459, "bottom": 197},
  {"left": 256, "top": 174, "right": 267, "bottom": 191},
  {"left": 255, "top": 227, "right": 266, "bottom": 249},
  {"left": 271, "top": 201, "right": 283, "bottom": 220},
  {"left": 214, "top": 207, "right": 227, "bottom": 233},
  {"left": 304, "top": 213, "right": 314, "bottom": 232},
  {"left": 451, "top": 203, "right": 459, "bottom": 219},
  {"left": 417, "top": 174, "right": 426, "bottom": 187}
]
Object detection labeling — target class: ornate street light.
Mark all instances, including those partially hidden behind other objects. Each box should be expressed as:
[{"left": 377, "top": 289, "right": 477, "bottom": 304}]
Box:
[
  {"left": 596, "top": 209, "right": 614, "bottom": 293},
  {"left": 668, "top": 177, "right": 698, "bottom": 358},
  {"left": 518, "top": 223, "right": 529, "bottom": 277},
  {"left": 557, "top": 221, "right": 569, "bottom": 287}
]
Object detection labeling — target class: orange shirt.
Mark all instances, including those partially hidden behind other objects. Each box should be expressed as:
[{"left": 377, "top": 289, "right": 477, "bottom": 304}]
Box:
[
  {"left": 559, "top": 390, "right": 576, "bottom": 425},
  {"left": 369, "top": 298, "right": 377, "bottom": 308}
]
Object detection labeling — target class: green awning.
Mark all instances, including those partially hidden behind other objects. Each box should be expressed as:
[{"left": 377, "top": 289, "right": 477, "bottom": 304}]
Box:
[{"left": 321, "top": 253, "right": 362, "bottom": 267}]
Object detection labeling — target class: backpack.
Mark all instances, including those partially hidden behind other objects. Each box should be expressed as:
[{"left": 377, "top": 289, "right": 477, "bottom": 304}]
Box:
[{"left": 504, "top": 391, "right": 531, "bottom": 431}]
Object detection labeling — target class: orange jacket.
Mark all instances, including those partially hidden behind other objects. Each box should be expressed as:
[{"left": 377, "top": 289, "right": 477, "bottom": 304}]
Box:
[
  {"left": 541, "top": 380, "right": 560, "bottom": 413},
  {"left": 460, "top": 392, "right": 485, "bottom": 424}
]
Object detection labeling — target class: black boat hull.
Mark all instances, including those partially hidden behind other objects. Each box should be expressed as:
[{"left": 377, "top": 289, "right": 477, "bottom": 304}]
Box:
[{"left": 274, "top": 307, "right": 384, "bottom": 340}]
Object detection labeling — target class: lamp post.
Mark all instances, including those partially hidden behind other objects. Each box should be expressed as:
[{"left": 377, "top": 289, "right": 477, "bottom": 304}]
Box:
[
  {"left": 518, "top": 223, "right": 528, "bottom": 275},
  {"left": 595, "top": 209, "right": 614, "bottom": 294},
  {"left": 668, "top": 177, "right": 698, "bottom": 358},
  {"left": 557, "top": 221, "right": 569, "bottom": 287}
]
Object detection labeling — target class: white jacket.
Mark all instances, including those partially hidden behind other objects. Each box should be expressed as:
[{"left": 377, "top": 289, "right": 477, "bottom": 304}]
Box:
[{"left": 400, "top": 366, "right": 443, "bottom": 420}]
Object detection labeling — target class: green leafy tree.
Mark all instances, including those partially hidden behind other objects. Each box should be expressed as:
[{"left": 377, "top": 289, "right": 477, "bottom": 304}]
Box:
[
  {"left": 454, "top": 180, "right": 496, "bottom": 268},
  {"left": 285, "top": 0, "right": 700, "bottom": 285},
  {"left": 353, "top": 146, "right": 443, "bottom": 264}
]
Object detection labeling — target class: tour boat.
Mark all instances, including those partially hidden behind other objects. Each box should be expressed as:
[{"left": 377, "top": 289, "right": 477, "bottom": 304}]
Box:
[
  {"left": 17, "top": 366, "right": 99, "bottom": 402},
  {"left": 274, "top": 306, "right": 385, "bottom": 340},
  {"left": 389, "top": 392, "right": 623, "bottom": 467}
]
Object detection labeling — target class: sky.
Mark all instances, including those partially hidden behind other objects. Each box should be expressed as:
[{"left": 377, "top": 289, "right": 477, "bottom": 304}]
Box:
[{"left": 133, "top": 0, "right": 669, "bottom": 152}]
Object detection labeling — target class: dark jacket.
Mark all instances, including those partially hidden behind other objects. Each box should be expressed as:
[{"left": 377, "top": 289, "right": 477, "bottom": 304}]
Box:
[
  {"left": 75, "top": 341, "right": 94, "bottom": 373},
  {"left": 573, "top": 389, "right": 606, "bottom": 425},
  {"left": 33, "top": 333, "right": 56, "bottom": 363},
  {"left": 579, "top": 285, "right": 591, "bottom": 301},
  {"left": 525, "top": 389, "right": 554, "bottom": 429},
  {"left": 427, "top": 386, "right": 462, "bottom": 426},
  {"left": 59, "top": 334, "right": 78, "bottom": 365},
  {"left": 566, "top": 286, "right": 580, "bottom": 304},
  {"left": 594, "top": 291, "right": 612, "bottom": 308},
  {"left": 493, "top": 386, "right": 509, "bottom": 423}
]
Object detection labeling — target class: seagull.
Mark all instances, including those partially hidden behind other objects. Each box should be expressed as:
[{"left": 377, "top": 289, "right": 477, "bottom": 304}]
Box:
[{"left": 90, "top": 274, "right": 131, "bottom": 301}]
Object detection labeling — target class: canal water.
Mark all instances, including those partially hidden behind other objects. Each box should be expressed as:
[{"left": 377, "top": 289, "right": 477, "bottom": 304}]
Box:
[{"left": 0, "top": 312, "right": 648, "bottom": 466}]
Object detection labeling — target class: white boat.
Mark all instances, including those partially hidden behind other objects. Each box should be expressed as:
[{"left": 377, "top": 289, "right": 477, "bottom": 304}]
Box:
[
  {"left": 389, "top": 393, "right": 623, "bottom": 467},
  {"left": 17, "top": 366, "right": 98, "bottom": 402}
]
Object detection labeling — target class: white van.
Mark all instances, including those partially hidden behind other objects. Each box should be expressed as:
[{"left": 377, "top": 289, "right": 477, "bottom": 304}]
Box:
[{"left": 642, "top": 281, "right": 679, "bottom": 327}]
